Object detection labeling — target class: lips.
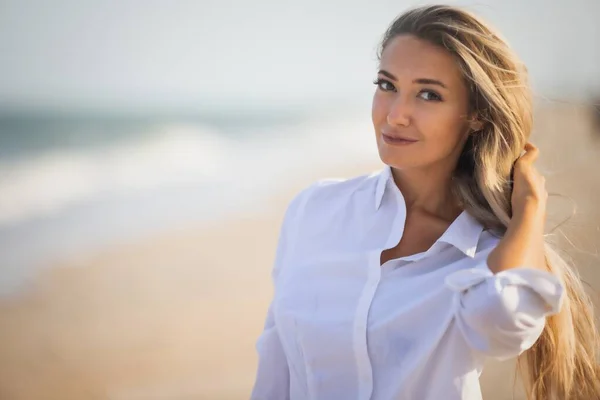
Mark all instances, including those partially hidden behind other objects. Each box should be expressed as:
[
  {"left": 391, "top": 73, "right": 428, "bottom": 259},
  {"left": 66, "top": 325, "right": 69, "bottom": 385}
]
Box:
[{"left": 381, "top": 132, "right": 418, "bottom": 143}]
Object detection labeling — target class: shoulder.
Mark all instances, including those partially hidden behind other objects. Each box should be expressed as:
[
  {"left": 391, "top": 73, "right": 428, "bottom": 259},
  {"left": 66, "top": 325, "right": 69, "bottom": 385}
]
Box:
[
  {"left": 300, "top": 169, "right": 381, "bottom": 210},
  {"left": 279, "top": 169, "right": 380, "bottom": 234}
]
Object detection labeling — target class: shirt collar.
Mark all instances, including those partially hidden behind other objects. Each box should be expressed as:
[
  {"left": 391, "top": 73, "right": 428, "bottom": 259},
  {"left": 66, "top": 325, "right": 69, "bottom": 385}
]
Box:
[
  {"left": 436, "top": 211, "right": 484, "bottom": 258},
  {"left": 374, "top": 164, "right": 392, "bottom": 211},
  {"left": 373, "top": 164, "right": 484, "bottom": 258}
]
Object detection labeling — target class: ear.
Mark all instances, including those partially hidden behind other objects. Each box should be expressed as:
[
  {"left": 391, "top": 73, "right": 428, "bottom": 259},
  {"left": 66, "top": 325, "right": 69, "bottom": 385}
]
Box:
[{"left": 468, "top": 119, "right": 484, "bottom": 133}]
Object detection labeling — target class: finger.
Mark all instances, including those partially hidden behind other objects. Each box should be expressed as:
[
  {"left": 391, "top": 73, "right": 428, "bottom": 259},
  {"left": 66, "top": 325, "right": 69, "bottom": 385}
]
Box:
[
  {"left": 519, "top": 142, "right": 539, "bottom": 164},
  {"left": 524, "top": 142, "right": 536, "bottom": 151}
]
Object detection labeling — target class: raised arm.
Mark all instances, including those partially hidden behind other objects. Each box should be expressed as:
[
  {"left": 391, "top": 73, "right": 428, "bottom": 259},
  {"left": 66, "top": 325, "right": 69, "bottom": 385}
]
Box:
[{"left": 445, "top": 143, "right": 565, "bottom": 360}]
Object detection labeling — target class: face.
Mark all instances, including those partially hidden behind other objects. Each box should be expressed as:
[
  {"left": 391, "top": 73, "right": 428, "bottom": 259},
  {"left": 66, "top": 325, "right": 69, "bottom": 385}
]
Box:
[{"left": 372, "top": 34, "right": 477, "bottom": 173}]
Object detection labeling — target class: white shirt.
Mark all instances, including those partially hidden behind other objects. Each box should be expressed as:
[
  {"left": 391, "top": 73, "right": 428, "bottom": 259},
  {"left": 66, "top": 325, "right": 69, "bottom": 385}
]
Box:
[{"left": 251, "top": 164, "right": 565, "bottom": 400}]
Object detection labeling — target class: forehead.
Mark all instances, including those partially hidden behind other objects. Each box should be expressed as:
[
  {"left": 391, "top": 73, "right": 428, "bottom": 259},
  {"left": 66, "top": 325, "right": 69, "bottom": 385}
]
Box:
[{"left": 379, "top": 34, "right": 464, "bottom": 84}]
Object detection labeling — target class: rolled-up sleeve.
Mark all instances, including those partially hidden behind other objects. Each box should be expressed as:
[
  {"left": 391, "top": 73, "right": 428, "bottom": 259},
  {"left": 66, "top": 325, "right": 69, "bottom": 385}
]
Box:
[
  {"left": 445, "top": 266, "right": 565, "bottom": 361},
  {"left": 251, "top": 185, "right": 313, "bottom": 400}
]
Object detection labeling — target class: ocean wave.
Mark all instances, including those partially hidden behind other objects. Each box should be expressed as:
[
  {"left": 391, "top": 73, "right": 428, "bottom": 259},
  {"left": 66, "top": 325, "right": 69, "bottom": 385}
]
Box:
[
  {"left": 0, "top": 124, "right": 231, "bottom": 227},
  {"left": 0, "top": 112, "right": 377, "bottom": 228}
]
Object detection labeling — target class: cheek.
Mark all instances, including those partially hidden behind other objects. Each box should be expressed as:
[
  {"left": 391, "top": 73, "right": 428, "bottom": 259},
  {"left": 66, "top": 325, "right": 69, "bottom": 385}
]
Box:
[
  {"left": 415, "top": 104, "right": 467, "bottom": 147},
  {"left": 371, "top": 94, "right": 388, "bottom": 126}
]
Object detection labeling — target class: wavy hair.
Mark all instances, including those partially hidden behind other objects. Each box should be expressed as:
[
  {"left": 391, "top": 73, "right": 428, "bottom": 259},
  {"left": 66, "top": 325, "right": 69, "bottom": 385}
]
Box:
[{"left": 377, "top": 5, "right": 600, "bottom": 399}]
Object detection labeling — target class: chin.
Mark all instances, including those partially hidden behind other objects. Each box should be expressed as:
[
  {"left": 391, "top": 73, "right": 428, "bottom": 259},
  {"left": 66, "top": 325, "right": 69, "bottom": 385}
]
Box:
[
  {"left": 378, "top": 154, "right": 416, "bottom": 170},
  {"left": 377, "top": 144, "right": 419, "bottom": 169}
]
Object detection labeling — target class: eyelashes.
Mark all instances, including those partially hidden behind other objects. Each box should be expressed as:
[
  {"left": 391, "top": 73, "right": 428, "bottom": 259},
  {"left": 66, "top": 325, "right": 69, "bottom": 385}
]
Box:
[
  {"left": 372, "top": 78, "right": 443, "bottom": 102},
  {"left": 373, "top": 78, "right": 395, "bottom": 92}
]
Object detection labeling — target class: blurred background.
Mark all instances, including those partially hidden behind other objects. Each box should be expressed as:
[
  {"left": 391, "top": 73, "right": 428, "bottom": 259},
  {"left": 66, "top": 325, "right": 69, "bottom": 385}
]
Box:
[{"left": 0, "top": 0, "right": 598, "bottom": 399}]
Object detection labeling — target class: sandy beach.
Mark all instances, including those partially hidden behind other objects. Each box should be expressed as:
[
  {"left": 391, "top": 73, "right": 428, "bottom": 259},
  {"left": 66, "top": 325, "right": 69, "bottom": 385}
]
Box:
[{"left": 0, "top": 105, "right": 598, "bottom": 400}]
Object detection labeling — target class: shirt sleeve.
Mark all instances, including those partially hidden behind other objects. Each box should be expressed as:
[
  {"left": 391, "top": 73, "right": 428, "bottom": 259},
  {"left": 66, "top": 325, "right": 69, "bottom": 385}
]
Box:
[
  {"left": 250, "top": 185, "right": 313, "bottom": 400},
  {"left": 445, "top": 265, "right": 565, "bottom": 361},
  {"left": 251, "top": 301, "right": 289, "bottom": 400}
]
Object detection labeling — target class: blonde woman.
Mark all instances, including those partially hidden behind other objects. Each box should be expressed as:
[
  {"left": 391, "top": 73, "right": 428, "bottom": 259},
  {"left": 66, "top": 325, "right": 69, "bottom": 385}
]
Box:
[{"left": 251, "top": 5, "right": 599, "bottom": 400}]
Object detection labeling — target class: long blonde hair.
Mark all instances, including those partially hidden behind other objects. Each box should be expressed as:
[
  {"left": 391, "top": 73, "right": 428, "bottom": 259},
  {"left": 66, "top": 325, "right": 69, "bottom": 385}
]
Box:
[{"left": 377, "top": 5, "right": 600, "bottom": 399}]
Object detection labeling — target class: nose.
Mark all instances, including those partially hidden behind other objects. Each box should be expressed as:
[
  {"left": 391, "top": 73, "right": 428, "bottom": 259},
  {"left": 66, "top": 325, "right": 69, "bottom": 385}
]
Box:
[{"left": 386, "top": 95, "right": 412, "bottom": 127}]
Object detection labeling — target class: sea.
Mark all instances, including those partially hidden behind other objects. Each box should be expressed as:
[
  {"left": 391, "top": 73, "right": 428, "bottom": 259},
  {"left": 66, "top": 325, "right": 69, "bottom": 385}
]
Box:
[{"left": 0, "top": 106, "right": 378, "bottom": 294}]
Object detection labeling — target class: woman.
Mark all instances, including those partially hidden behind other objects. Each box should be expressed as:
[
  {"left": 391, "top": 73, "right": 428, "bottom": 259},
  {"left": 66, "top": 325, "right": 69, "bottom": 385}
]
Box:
[{"left": 251, "top": 5, "right": 600, "bottom": 400}]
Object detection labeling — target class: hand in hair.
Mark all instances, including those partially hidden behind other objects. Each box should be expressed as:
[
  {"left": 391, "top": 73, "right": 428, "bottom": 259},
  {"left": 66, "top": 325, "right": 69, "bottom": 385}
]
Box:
[
  {"left": 510, "top": 142, "right": 548, "bottom": 220},
  {"left": 487, "top": 142, "right": 548, "bottom": 273}
]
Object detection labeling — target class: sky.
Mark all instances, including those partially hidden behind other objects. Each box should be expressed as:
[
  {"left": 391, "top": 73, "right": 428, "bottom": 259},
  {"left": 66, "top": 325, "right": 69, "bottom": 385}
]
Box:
[{"left": 0, "top": 0, "right": 598, "bottom": 112}]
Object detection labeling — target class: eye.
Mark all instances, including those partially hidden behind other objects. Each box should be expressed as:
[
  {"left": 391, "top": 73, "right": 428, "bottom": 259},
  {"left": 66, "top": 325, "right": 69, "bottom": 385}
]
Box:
[
  {"left": 418, "top": 90, "right": 442, "bottom": 102},
  {"left": 373, "top": 78, "right": 395, "bottom": 92}
]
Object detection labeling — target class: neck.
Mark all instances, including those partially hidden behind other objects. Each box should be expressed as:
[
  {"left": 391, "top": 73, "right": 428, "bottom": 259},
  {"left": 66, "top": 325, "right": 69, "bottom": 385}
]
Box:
[{"left": 390, "top": 163, "right": 462, "bottom": 221}]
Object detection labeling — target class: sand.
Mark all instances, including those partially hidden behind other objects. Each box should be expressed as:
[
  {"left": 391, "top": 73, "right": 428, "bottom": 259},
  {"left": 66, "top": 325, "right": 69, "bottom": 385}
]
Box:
[{"left": 0, "top": 105, "right": 598, "bottom": 400}]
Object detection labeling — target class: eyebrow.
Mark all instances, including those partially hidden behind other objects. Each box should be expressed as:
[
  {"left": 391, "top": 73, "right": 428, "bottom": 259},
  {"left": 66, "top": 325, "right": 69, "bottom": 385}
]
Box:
[{"left": 378, "top": 69, "right": 448, "bottom": 89}]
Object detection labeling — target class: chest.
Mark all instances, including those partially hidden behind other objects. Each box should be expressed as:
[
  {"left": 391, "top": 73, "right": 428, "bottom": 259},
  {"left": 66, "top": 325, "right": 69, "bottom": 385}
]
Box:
[{"left": 273, "top": 250, "right": 465, "bottom": 382}]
